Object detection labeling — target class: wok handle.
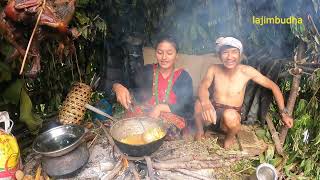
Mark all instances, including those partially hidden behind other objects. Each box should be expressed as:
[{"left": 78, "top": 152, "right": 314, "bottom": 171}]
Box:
[{"left": 85, "top": 104, "right": 116, "bottom": 121}]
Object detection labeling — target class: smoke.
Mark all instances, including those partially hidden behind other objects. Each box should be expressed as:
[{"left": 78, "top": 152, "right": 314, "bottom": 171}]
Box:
[{"left": 148, "top": 0, "right": 318, "bottom": 58}]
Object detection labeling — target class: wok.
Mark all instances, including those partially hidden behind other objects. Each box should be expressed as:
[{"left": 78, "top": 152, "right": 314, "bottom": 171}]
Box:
[
  {"left": 110, "top": 117, "right": 166, "bottom": 157},
  {"left": 33, "top": 125, "right": 86, "bottom": 157}
]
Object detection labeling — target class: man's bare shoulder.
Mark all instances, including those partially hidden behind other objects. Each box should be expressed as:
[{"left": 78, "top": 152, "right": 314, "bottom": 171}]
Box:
[
  {"left": 207, "top": 64, "right": 223, "bottom": 72},
  {"left": 239, "top": 65, "right": 259, "bottom": 74}
]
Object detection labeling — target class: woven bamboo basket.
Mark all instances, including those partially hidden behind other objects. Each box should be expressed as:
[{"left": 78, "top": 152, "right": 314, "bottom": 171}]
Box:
[{"left": 59, "top": 82, "right": 92, "bottom": 125}]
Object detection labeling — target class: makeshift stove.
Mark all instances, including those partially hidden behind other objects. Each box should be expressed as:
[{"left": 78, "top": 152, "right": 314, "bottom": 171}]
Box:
[
  {"left": 24, "top": 123, "right": 266, "bottom": 179},
  {"left": 41, "top": 143, "right": 89, "bottom": 178}
]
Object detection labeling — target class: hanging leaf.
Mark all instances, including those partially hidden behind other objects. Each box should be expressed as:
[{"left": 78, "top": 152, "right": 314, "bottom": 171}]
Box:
[
  {"left": 19, "top": 82, "right": 42, "bottom": 134},
  {"left": 75, "top": 12, "right": 91, "bottom": 25},
  {"left": 0, "top": 61, "right": 11, "bottom": 82}
]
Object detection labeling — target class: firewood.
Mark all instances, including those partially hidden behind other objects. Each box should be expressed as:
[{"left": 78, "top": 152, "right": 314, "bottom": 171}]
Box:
[
  {"left": 153, "top": 157, "right": 241, "bottom": 170},
  {"left": 175, "top": 169, "right": 212, "bottom": 180},
  {"left": 128, "top": 162, "right": 141, "bottom": 180},
  {"left": 101, "top": 159, "right": 123, "bottom": 180},
  {"left": 145, "top": 156, "right": 155, "bottom": 180},
  {"left": 265, "top": 113, "right": 283, "bottom": 155}
]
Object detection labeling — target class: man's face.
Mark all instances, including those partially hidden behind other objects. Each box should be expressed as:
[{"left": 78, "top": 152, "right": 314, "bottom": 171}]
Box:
[{"left": 219, "top": 47, "right": 241, "bottom": 69}]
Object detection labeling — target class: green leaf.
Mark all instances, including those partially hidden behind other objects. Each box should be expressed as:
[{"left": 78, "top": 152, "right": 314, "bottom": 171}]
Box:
[
  {"left": 2, "top": 79, "right": 23, "bottom": 104},
  {"left": 265, "top": 145, "right": 275, "bottom": 162},
  {"left": 75, "top": 12, "right": 91, "bottom": 25},
  {"left": 314, "top": 36, "right": 320, "bottom": 45},
  {"left": 0, "top": 61, "right": 12, "bottom": 82},
  {"left": 19, "top": 84, "right": 42, "bottom": 134},
  {"left": 255, "top": 128, "right": 266, "bottom": 139}
]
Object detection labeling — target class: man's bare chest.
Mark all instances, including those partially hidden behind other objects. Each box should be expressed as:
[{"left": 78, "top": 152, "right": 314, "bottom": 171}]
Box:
[{"left": 213, "top": 75, "right": 248, "bottom": 96}]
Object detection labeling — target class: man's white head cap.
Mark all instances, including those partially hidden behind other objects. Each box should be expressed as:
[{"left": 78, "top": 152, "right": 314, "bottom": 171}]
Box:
[{"left": 216, "top": 37, "right": 243, "bottom": 54}]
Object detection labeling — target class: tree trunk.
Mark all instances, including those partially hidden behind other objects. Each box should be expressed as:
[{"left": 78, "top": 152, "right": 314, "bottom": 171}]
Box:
[{"left": 279, "top": 41, "right": 305, "bottom": 145}]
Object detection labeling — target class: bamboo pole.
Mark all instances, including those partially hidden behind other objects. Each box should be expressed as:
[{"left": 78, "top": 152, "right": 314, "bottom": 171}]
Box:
[{"left": 19, "top": 0, "right": 46, "bottom": 75}]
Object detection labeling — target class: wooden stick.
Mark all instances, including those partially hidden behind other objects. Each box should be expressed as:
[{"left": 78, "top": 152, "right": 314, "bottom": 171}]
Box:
[
  {"left": 101, "top": 158, "right": 123, "bottom": 180},
  {"left": 153, "top": 157, "right": 241, "bottom": 170},
  {"left": 19, "top": 0, "right": 46, "bottom": 75},
  {"left": 175, "top": 169, "right": 212, "bottom": 180},
  {"left": 145, "top": 156, "right": 155, "bottom": 180},
  {"left": 128, "top": 162, "right": 141, "bottom": 180},
  {"left": 307, "top": 14, "right": 320, "bottom": 36},
  {"left": 265, "top": 113, "right": 283, "bottom": 155},
  {"left": 159, "top": 156, "right": 221, "bottom": 163}
]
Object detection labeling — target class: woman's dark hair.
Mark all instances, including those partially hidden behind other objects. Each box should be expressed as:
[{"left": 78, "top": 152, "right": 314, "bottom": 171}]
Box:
[{"left": 155, "top": 35, "right": 179, "bottom": 52}]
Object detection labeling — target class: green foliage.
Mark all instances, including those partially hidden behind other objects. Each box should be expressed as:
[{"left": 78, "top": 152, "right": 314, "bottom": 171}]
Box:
[
  {"left": 1, "top": 79, "right": 42, "bottom": 134},
  {"left": 0, "top": 0, "right": 109, "bottom": 128},
  {"left": 283, "top": 71, "right": 320, "bottom": 178}
]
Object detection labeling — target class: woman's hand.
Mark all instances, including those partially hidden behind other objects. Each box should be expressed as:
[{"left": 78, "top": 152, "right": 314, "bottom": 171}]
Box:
[
  {"left": 112, "top": 83, "right": 131, "bottom": 109},
  {"left": 149, "top": 104, "right": 171, "bottom": 118},
  {"left": 149, "top": 105, "right": 161, "bottom": 118},
  {"left": 200, "top": 100, "right": 217, "bottom": 125}
]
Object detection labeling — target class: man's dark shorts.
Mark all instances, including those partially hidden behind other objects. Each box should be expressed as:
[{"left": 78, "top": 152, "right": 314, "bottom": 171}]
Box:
[{"left": 204, "top": 102, "right": 241, "bottom": 132}]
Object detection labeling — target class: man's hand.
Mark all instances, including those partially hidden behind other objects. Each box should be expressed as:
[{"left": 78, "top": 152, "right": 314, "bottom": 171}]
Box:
[
  {"left": 281, "top": 114, "right": 293, "bottom": 128},
  {"left": 113, "top": 83, "right": 131, "bottom": 109},
  {"left": 200, "top": 100, "right": 217, "bottom": 124},
  {"left": 195, "top": 130, "right": 204, "bottom": 141}
]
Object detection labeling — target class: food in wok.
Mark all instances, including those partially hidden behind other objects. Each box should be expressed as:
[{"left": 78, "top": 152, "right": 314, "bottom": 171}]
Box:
[{"left": 120, "top": 127, "right": 165, "bottom": 145}]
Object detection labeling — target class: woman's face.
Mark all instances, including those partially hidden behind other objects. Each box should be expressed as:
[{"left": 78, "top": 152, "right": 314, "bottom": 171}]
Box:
[{"left": 155, "top": 41, "right": 177, "bottom": 70}]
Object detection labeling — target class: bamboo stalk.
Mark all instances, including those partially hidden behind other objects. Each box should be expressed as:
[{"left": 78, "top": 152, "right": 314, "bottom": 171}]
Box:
[{"left": 19, "top": 0, "right": 46, "bottom": 75}]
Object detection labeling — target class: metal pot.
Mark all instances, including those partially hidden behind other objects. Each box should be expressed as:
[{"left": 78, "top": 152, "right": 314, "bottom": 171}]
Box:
[
  {"left": 110, "top": 117, "right": 166, "bottom": 157},
  {"left": 32, "top": 125, "right": 86, "bottom": 157}
]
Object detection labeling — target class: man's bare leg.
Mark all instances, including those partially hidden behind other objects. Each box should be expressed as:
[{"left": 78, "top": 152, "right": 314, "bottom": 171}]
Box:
[
  {"left": 221, "top": 109, "right": 241, "bottom": 149},
  {"left": 194, "top": 99, "right": 205, "bottom": 140}
]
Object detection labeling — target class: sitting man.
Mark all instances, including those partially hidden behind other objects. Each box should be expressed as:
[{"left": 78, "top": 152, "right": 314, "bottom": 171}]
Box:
[{"left": 194, "top": 37, "right": 293, "bottom": 148}]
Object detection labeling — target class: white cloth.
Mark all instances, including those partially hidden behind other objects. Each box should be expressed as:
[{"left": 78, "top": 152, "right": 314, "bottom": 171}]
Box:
[
  {"left": 216, "top": 37, "right": 243, "bottom": 54},
  {"left": 0, "top": 111, "right": 14, "bottom": 133}
]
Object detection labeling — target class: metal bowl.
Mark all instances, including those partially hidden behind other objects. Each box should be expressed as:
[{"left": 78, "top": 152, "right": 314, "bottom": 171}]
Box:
[
  {"left": 256, "top": 163, "right": 278, "bottom": 180},
  {"left": 33, "top": 124, "right": 86, "bottom": 157},
  {"left": 110, "top": 117, "right": 166, "bottom": 157}
]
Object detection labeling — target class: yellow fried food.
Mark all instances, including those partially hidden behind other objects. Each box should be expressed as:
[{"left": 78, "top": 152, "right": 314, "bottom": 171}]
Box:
[
  {"left": 120, "top": 128, "right": 165, "bottom": 145},
  {"left": 142, "top": 127, "right": 165, "bottom": 143},
  {"left": 120, "top": 134, "right": 145, "bottom": 145}
]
